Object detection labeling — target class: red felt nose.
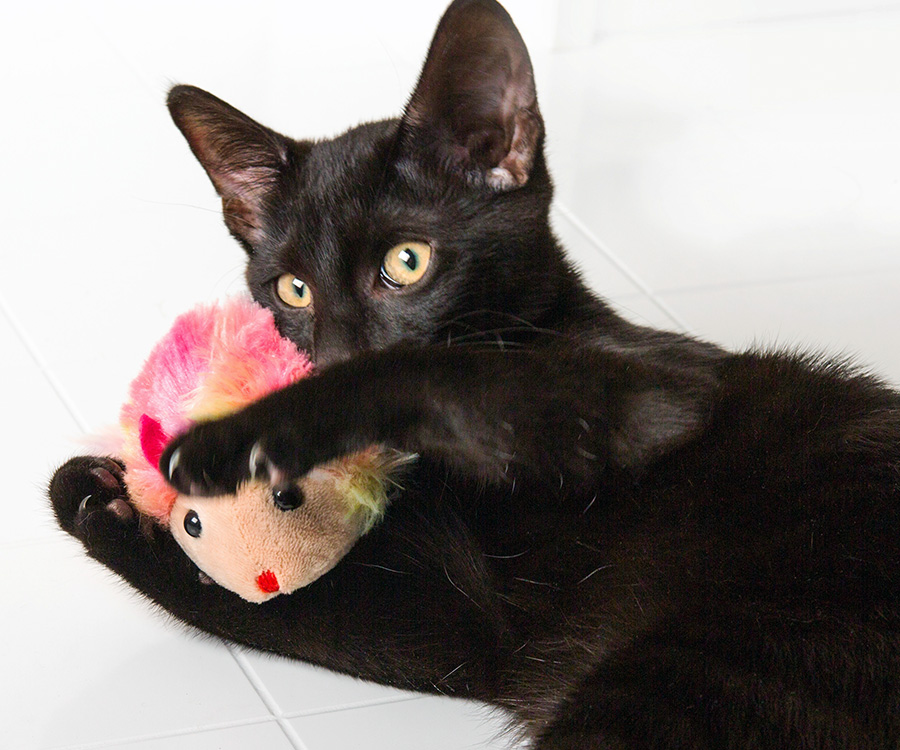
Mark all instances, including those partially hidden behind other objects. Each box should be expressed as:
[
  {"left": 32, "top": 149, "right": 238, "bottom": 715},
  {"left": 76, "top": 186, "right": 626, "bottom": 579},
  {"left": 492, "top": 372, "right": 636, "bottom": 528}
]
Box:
[{"left": 256, "top": 570, "right": 280, "bottom": 593}]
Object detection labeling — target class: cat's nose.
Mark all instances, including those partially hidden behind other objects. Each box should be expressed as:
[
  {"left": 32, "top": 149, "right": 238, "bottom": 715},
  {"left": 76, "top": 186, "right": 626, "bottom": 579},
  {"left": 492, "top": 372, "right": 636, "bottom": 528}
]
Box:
[
  {"left": 313, "top": 310, "right": 373, "bottom": 368},
  {"left": 314, "top": 349, "right": 350, "bottom": 369},
  {"left": 313, "top": 340, "right": 357, "bottom": 369}
]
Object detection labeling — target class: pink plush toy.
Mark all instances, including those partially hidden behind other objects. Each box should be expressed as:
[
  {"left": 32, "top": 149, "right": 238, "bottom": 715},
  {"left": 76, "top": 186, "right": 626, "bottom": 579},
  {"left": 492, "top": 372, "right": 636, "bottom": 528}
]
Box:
[{"left": 116, "top": 297, "right": 410, "bottom": 603}]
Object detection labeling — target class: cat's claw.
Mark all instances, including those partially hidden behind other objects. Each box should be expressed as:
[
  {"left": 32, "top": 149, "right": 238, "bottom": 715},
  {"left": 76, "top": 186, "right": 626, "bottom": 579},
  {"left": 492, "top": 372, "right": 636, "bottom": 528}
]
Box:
[
  {"left": 249, "top": 441, "right": 285, "bottom": 485},
  {"left": 165, "top": 449, "right": 213, "bottom": 497},
  {"left": 78, "top": 492, "right": 134, "bottom": 523},
  {"left": 159, "top": 393, "right": 312, "bottom": 496},
  {"left": 166, "top": 448, "right": 181, "bottom": 483},
  {"left": 160, "top": 417, "right": 269, "bottom": 496}
]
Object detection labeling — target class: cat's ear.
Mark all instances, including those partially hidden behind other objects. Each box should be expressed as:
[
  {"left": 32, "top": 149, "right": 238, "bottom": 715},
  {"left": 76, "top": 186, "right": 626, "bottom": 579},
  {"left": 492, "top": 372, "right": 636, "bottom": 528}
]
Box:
[
  {"left": 399, "top": 0, "right": 542, "bottom": 190},
  {"left": 167, "top": 85, "right": 292, "bottom": 252}
]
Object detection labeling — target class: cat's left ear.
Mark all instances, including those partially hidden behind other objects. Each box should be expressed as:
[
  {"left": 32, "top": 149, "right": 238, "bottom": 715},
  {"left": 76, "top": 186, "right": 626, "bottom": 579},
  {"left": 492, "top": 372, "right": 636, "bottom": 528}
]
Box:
[
  {"left": 399, "top": 0, "right": 542, "bottom": 190},
  {"left": 167, "top": 85, "right": 295, "bottom": 253}
]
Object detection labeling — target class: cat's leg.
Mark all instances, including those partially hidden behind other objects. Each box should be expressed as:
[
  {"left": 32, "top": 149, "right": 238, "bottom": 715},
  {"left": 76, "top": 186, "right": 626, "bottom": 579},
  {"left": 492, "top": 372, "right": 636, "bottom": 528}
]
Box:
[
  {"left": 49, "top": 455, "right": 509, "bottom": 694},
  {"left": 51, "top": 457, "right": 237, "bottom": 616},
  {"left": 531, "top": 629, "right": 720, "bottom": 750},
  {"left": 162, "top": 344, "right": 713, "bottom": 499},
  {"left": 533, "top": 608, "right": 900, "bottom": 750}
]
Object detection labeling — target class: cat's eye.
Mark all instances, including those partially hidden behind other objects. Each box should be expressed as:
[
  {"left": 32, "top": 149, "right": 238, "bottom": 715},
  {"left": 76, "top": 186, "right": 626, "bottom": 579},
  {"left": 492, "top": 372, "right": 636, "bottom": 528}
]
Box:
[
  {"left": 272, "top": 485, "right": 304, "bottom": 511},
  {"left": 184, "top": 510, "right": 202, "bottom": 538},
  {"left": 276, "top": 274, "right": 313, "bottom": 308},
  {"left": 381, "top": 242, "right": 432, "bottom": 287}
]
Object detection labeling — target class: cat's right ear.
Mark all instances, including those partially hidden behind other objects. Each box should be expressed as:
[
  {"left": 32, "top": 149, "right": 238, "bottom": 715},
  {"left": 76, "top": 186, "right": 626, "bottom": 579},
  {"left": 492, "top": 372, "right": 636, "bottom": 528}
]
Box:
[
  {"left": 398, "top": 0, "right": 543, "bottom": 191},
  {"left": 167, "top": 85, "right": 293, "bottom": 253}
]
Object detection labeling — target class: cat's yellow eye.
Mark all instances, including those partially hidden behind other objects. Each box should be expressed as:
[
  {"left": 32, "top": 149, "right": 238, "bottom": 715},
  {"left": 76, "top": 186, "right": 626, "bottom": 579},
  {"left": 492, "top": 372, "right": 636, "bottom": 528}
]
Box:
[
  {"left": 381, "top": 242, "right": 432, "bottom": 287},
  {"left": 276, "top": 274, "right": 312, "bottom": 308}
]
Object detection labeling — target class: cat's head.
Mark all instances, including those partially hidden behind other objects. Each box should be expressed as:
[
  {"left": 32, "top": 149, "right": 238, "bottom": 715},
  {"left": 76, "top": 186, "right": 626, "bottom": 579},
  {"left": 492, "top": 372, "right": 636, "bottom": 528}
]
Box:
[{"left": 167, "top": 0, "right": 572, "bottom": 367}]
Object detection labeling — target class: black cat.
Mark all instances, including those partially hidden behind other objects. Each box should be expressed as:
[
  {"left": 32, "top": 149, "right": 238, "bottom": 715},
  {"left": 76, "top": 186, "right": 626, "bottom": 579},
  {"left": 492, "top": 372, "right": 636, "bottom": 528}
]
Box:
[{"left": 49, "top": 1, "right": 900, "bottom": 747}]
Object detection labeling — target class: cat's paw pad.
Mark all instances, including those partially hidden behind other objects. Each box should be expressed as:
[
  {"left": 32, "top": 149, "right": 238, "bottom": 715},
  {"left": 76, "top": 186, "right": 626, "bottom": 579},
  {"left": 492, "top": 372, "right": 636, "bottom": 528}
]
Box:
[{"left": 49, "top": 456, "right": 135, "bottom": 536}]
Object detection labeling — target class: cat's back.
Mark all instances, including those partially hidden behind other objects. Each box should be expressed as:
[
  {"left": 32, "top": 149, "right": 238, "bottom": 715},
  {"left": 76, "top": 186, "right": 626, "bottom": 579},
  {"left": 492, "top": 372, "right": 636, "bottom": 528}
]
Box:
[{"left": 630, "top": 349, "right": 900, "bottom": 612}]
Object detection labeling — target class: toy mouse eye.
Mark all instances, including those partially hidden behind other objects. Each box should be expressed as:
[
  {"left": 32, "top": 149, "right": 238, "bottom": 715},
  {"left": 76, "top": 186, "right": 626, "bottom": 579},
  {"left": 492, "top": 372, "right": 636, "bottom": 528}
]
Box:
[
  {"left": 184, "top": 510, "right": 202, "bottom": 538},
  {"left": 272, "top": 485, "right": 304, "bottom": 511}
]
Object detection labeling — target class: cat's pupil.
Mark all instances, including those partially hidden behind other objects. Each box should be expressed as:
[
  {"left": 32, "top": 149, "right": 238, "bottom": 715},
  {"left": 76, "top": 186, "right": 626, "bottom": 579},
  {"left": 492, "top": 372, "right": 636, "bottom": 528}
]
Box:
[
  {"left": 276, "top": 273, "right": 312, "bottom": 308},
  {"left": 380, "top": 241, "right": 431, "bottom": 287},
  {"left": 399, "top": 248, "right": 417, "bottom": 271}
]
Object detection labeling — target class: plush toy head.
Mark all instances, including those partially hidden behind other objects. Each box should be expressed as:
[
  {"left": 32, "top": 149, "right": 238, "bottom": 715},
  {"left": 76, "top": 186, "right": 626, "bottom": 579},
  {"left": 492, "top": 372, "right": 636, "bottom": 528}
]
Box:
[{"left": 117, "top": 297, "right": 409, "bottom": 603}]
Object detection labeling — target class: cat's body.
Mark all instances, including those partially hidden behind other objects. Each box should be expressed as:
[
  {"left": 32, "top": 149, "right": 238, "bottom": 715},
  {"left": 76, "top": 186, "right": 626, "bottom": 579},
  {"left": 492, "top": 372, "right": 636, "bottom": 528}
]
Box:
[{"left": 49, "top": 1, "right": 900, "bottom": 747}]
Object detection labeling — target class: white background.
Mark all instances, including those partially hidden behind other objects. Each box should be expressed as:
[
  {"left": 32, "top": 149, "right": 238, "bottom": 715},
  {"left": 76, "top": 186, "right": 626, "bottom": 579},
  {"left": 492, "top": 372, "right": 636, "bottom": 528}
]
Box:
[{"left": 3, "top": 1, "right": 900, "bottom": 748}]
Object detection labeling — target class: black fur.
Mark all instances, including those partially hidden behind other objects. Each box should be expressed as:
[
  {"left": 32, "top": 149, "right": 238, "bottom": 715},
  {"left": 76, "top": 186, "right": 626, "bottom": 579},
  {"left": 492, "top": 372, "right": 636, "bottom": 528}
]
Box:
[{"left": 49, "top": 1, "right": 900, "bottom": 747}]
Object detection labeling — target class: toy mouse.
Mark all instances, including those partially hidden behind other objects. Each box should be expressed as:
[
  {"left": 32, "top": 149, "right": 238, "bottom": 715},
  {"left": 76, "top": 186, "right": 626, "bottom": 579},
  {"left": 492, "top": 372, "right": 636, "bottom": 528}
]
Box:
[{"left": 115, "top": 297, "right": 411, "bottom": 603}]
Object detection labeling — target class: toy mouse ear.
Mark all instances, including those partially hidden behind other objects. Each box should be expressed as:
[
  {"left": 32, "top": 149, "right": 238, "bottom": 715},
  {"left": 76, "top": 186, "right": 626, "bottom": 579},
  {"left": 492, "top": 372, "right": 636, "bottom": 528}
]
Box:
[
  {"left": 399, "top": 0, "right": 543, "bottom": 190},
  {"left": 167, "top": 85, "right": 299, "bottom": 253},
  {"left": 139, "top": 414, "right": 171, "bottom": 470}
]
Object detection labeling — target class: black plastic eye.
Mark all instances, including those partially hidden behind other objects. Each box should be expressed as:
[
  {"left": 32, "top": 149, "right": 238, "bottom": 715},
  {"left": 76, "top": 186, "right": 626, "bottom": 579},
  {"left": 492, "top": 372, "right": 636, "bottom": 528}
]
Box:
[
  {"left": 272, "top": 485, "right": 304, "bottom": 511},
  {"left": 184, "top": 510, "right": 202, "bottom": 538}
]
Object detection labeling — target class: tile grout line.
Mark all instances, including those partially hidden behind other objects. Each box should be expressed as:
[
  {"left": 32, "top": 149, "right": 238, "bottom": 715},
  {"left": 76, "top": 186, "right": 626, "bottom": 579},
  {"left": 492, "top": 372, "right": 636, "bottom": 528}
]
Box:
[
  {"left": 282, "top": 694, "right": 422, "bottom": 719},
  {"left": 650, "top": 265, "right": 900, "bottom": 299},
  {"left": 553, "top": 202, "right": 696, "bottom": 334},
  {"left": 228, "top": 646, "right": 312, "bottom": 750},
  {"left": 44, "top": 717, "right": 281, "bottom": 750},
  {"left": 0, "top": 295, "right": 91, "bottom": 434}
]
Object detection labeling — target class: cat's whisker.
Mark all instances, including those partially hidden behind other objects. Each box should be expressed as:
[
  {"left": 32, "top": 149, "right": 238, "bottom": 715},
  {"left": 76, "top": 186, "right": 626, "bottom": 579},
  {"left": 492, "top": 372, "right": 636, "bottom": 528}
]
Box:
[
  {"left": 443, "top": 563, "right": 485, "bottom": 613},
  {"left": 483, "top": 550, "right": 530, "bottom": 559},
  {"left": 577, "top": 565, "right": 613, "bottom": 585},
  {"left": 352, "top": 562, "right": 413, "bottom": 576},
  {"left": 438, "top": 661, "right": 467, "bottom": 682},
  {"left": 514, "top": 577, "right": 554, "bottom": 588},
  {"left": 440, "top": 325, "right": 540, "bottom": 344},
  {"left": 436, "top": 308, "right": 569, "bottom": 341}
]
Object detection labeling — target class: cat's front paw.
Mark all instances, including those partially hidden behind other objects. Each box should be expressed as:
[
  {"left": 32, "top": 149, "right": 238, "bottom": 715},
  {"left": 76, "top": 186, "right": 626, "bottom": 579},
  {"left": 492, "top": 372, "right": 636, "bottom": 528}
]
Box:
[
  {"left": 160, "top": 409, "right": 303, "bottom": 497},
  {"left": 49, "top": 456, "right": 137, "bottom": 542}
]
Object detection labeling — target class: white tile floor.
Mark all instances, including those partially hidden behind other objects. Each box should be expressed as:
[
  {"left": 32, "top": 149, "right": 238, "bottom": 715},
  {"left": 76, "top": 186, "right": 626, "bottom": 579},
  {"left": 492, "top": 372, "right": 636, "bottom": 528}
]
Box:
[{"left": 3, "top": 1, "right": 899, "bottom": 748}]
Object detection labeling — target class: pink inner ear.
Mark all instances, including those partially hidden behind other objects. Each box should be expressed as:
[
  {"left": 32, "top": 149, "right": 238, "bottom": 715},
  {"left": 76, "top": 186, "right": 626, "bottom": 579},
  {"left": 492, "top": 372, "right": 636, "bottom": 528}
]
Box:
[{"left": 139, "top": 414, "right": 171, "bottom": 471}]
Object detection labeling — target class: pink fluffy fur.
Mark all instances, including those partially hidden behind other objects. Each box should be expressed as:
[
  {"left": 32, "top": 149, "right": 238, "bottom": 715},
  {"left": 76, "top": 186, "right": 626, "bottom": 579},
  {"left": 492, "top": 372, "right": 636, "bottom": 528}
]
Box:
[{"left": 120, "top": 297, "right": 313, "bottom": 521}]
